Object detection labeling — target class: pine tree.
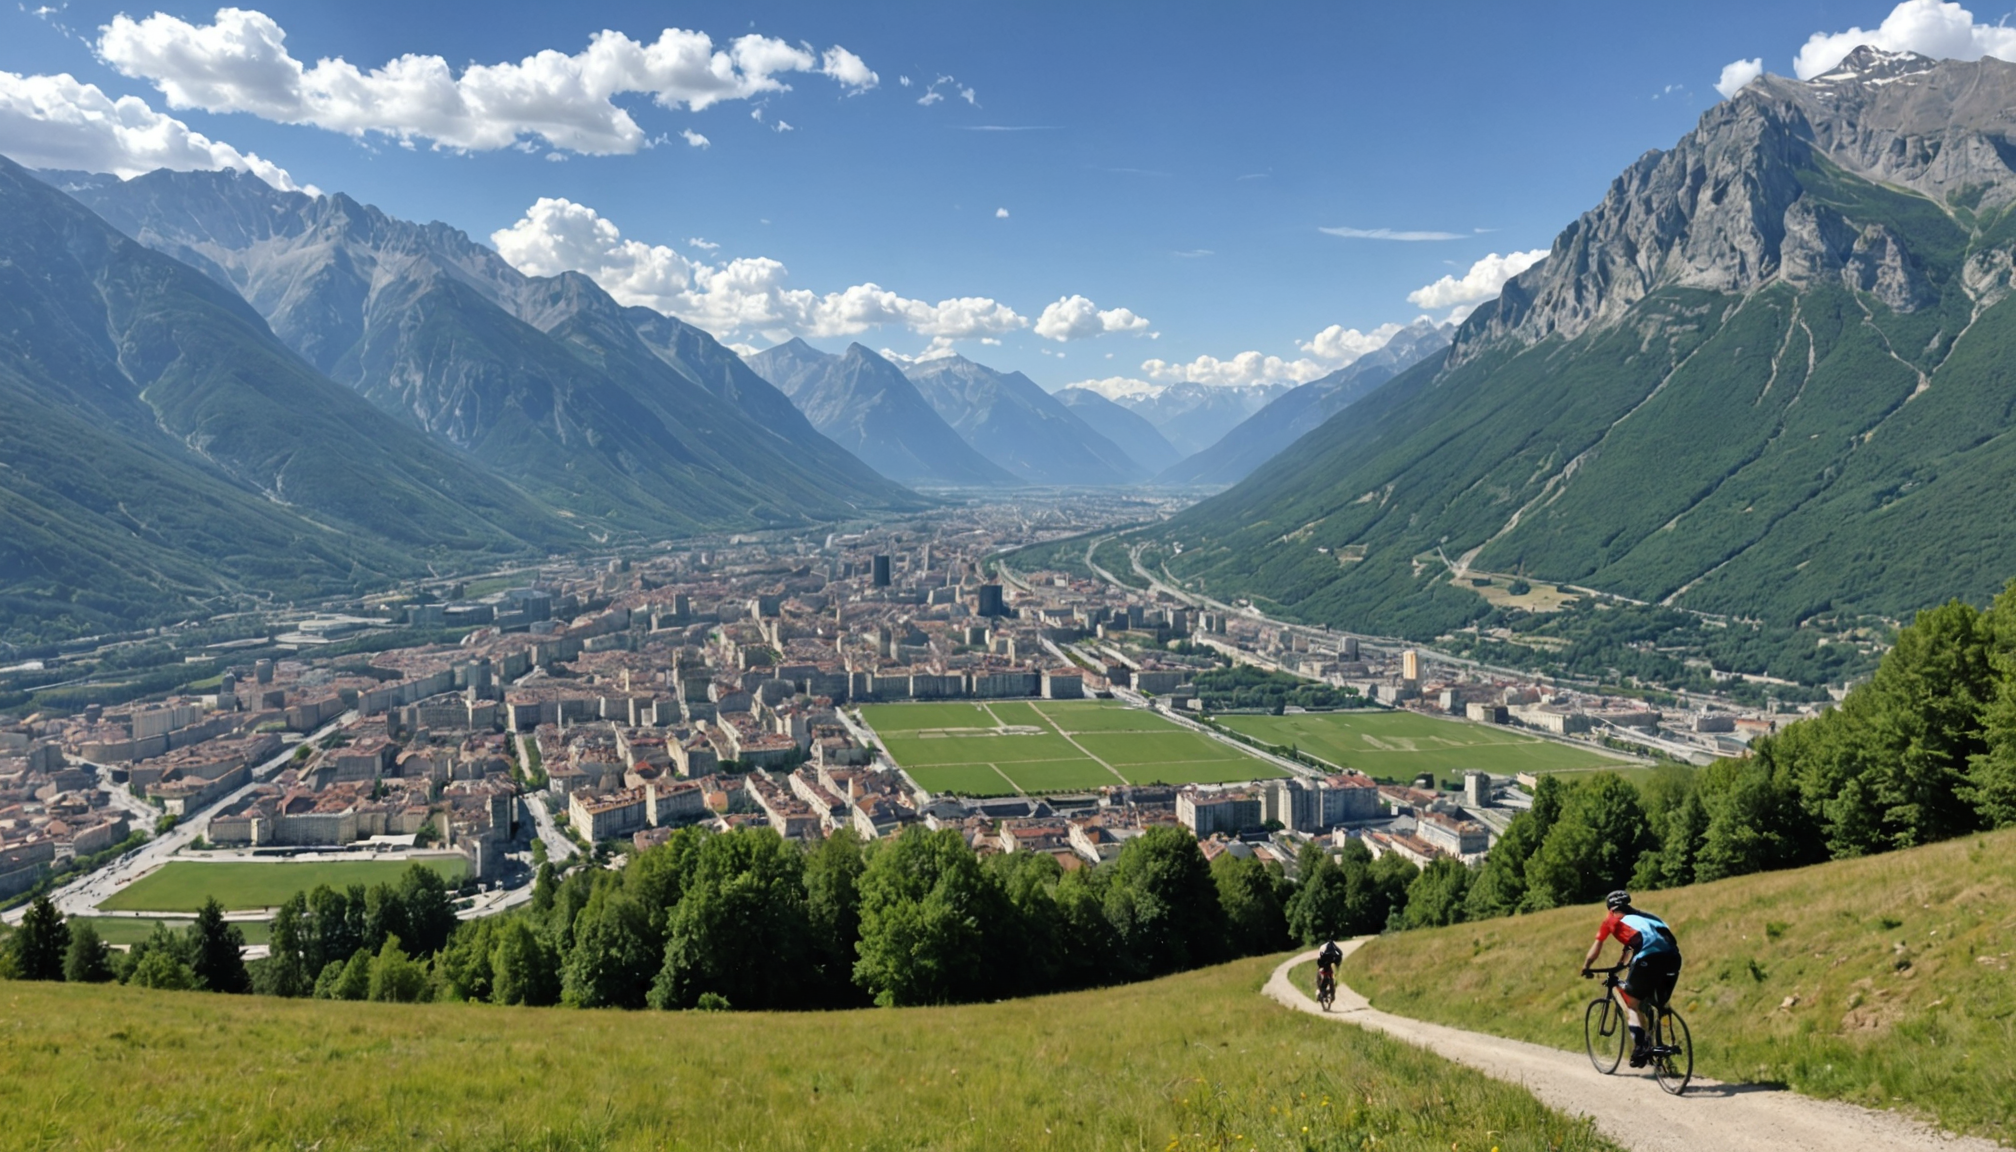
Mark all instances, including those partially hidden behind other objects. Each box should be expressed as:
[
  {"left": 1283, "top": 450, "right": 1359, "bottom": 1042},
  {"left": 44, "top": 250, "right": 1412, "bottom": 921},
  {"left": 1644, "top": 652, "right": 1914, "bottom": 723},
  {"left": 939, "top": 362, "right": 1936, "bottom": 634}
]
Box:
[
  {"left": 189, "top": 897, "right": 248, "bottom": 993},
  {"left": 62, "top": 921, "right": 114, "bottom": 984},
  {"left": 13, "top": 895, "right": 69, "bottom": 981}
]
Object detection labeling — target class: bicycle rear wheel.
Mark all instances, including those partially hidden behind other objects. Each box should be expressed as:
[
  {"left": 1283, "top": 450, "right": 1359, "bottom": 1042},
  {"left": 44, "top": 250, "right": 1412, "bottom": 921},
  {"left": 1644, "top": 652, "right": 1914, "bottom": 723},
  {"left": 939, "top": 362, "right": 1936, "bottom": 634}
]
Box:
[
  {"left": 1652, "top": 1009, "right": 1693, "bottom": 1095},
  {"left": 1584, "top": 998, "right": 1625, "bottom": 1074}
]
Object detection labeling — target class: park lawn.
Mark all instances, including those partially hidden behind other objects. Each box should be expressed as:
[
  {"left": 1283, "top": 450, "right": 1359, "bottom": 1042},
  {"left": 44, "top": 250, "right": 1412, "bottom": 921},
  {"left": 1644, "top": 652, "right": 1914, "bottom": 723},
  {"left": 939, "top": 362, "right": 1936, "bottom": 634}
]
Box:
[
  {"left": 980, "top": 700, "right": 1048, "bottom": 729},
  {"left": 860, "top": 702, "right": 999, "bottom": 734},
  {"left": 1033, "top": 700, "right": 1181, "bottom": 733},
  {"left": 99, "top": 858, "right": 466, "bottom": 913},
  {"left": 997, "top": 758, "right": 1124, "bottom": 793},
  {"left": 1215, "top": 710, "right": 1624, "bottom": 780},
  {"left": 1344, "top": 828, "right": 2016, "bottom": 1143},
  {"left": 1073, "top": 730, "right": 1270, "bottom": 770},
  {"left": 75, "top": 917, "right": 272, "bottom": 946},
  {"left": 904, "top": 763, "right": 1020, "bottom": 796},
  {"left": 881, "top": 731, "right": 1083, "bottom": 768},
  {"left": 1121, "top": 760, "right": 1292, "bottom": 787},
  {"left": 0, "top": 955, "right": 1620, "bottom": 1152}
]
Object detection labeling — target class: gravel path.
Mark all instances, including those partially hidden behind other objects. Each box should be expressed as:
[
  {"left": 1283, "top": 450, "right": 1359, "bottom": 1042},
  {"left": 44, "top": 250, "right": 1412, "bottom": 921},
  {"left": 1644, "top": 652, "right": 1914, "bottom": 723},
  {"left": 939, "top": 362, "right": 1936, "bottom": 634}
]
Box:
[{"left": 1266, "top": 945, "right": 1999, "bottom": 1152}]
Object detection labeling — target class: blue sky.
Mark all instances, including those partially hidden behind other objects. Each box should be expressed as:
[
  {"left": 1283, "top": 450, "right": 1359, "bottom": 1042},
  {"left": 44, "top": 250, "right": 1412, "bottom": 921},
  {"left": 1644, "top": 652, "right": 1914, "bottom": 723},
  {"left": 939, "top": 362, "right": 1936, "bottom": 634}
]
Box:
[{"left": 1, "top": 1, "right": 1999, "bottom": 391}]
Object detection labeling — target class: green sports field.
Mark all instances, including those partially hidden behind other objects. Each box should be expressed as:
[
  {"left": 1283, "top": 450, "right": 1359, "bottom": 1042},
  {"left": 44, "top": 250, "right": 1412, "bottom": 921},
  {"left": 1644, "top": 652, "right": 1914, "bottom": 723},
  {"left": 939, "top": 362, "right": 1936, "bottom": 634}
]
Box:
[
  {"left": 862, "top": 699, "right": 1285, "bottom": 795},
  {"left": 1211, "top": 709, "right": 1628, "bottom": 781},
  {"left": 98, "top": 858, "right": 466, "bottom": 913},
  {"left": 73, "top": 916, "right": 274, "bottom": 946}
]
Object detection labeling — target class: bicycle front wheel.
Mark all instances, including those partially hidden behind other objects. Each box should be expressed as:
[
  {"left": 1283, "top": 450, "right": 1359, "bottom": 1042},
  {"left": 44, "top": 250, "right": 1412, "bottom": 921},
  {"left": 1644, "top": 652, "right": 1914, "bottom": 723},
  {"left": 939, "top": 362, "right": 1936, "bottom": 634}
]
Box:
[
  {"left": 1653, "top": 1009, "right": 1693, "bottom": 1095},
  {"left": 1584, "top": 998, "right": 1625, "bottom": 1074}
]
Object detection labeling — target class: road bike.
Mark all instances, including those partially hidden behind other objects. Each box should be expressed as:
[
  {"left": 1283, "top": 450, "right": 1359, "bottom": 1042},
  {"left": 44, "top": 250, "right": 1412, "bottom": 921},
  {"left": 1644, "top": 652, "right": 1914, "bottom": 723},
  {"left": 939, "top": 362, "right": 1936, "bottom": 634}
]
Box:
[
  {"left": 1583, "top": 963, "right": 1692, "bottom": 1095},
  {"left": 1315, "top": 965, "right": 1337, "bottom": 1011}
]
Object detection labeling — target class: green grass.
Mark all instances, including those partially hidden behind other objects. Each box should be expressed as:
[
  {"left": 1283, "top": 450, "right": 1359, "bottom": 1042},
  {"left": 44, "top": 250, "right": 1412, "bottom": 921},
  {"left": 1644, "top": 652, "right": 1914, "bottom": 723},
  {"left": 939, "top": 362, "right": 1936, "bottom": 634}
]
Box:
[
  {"left": 73, "top": 916, "right": 272, "bottom": 946},
  {"left": 869, "top": 700, "right": 1283, "bottom": 795},
  {"left": 1215, "top": 710, "right": 1622, "bottom": 780},
  {"left": 99, "top": 859, "right": 466, "bottom": 913},
  {"left": 0, "top": 955, "right": 1620, "bottom": 1152},
  {"left": 1345, "top": 828, "right": 2016, "bottom": 1143}
]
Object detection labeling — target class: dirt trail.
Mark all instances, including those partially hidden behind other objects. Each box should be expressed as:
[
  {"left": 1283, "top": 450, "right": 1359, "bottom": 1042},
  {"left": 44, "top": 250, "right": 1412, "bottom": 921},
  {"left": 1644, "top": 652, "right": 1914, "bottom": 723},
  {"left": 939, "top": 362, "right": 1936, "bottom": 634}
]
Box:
[{"left": 1266, "top": 946, "right": 1998, "bottom": 1152}]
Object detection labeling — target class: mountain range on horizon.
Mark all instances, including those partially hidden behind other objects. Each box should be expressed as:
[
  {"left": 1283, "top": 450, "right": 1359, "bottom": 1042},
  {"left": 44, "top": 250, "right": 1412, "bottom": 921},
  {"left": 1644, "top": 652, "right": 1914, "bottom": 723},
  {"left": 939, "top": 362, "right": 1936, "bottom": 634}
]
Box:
[{"left": 1155, "top": 47, "right": 2016, "bottom": 645}]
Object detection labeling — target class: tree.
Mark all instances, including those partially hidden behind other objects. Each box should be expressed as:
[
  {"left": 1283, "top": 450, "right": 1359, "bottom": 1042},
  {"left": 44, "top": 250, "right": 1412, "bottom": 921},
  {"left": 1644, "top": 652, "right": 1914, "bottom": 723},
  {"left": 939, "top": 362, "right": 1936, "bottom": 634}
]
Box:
[
  {"left": 1213, "top": 852, "right": 1287, "bottom": 957},
  {"left": 1692, "top": 751, "right": 1814, "bottom": 881},
  {"left": 367, "top": 935, "right": 429, "bottom": 1003},
  {"left": 434, "top": 917, "right": 498, "bottom": 1003},
  {"left": 1285, "top": 842, "right": 1350, "bottom": 945},
  {"left": 62, "top": 921, "right": 115, "bottom": 984},
  {"left": 530, "top": 862, "right": 558, "bottom": 914},
  {"left": 190, "top": 898, "right": 249, "bottom": 993},
  {"left": 561, "top": 882, "right": 657, "bottom": 1009},
  {"left": 490, "top": 918, "right": 560, "bottom": 1007},
  {"left": 1464, "top": 775, "right": 1562, "bottom": 919},
  {"left": 129, "top": 949, "right": 198, "bottom": 991},
  {"left": 259, "top": 893, "right": 313, "bottom": 998},
  {"left": 395, "top": 864, "right": 458, "bottom": 958},
  {"left": 1399, "top": 858, "right": 1470, "bottom": 930},
  {"left": 1965, "top": 578, "right": 2016, "bottom": 827},
  {"left": 1521, "top": 774, "right": 1654, "bottom": 911},
  {"left": 803, "top": 829, "right": 869, "bottom": 1006},
  {"left": 987, "top": 850, "right": 1063, "bottom": 996},
  {"left": 1101, "top": 827, "right": 1229, "bottom": 979},
  {"left": 304, "top": 885, "right": 361, "bottom": 976},
  {"left": 649, "top": 829, "right": 810, "bottom": 1011},
  {"left": 854, "top": 826, "right": 1012, "bottom": 1006},
  {"left": 11, "top": 895, "right": 68, "bottom": 981},
  {"left": 314, "top": 948, "right": 372, "bottom": 1001}
]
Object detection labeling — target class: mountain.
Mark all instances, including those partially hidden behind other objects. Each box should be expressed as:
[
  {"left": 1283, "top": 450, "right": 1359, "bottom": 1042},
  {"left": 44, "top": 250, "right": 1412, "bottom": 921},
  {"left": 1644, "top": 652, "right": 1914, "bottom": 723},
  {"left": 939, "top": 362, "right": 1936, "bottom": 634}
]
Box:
[
  {"left": 1158, "top": 49, "right": 2016, "bottom": 639},
  {"left": 1155, "top": 320, "right": 1453, "bottom": 486},
  {"left": 0, "top": 155, "right": 574, "bottom": 637},
  {"left": 58, "top": 167, "right": 918, "bottom": 535},
  {"left": 1054, "top": 387, "right": 1183, "bottom": 474},
  {"left": 1115, "top": 382, "right": 1295, "bottom": 457},
  {"left": 745, "top": 340, "right": 1012, "bottom": 486},
  {"left": 902, "top": 355, "right": 1144, "bottom": 485}
]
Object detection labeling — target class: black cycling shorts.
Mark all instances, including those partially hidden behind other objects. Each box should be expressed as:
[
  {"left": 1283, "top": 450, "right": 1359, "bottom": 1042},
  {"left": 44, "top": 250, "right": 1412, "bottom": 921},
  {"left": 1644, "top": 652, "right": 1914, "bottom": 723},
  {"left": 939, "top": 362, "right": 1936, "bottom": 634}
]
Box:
[{"left": 1623, "top": 951, "right": 1682, "bottom": 1007}]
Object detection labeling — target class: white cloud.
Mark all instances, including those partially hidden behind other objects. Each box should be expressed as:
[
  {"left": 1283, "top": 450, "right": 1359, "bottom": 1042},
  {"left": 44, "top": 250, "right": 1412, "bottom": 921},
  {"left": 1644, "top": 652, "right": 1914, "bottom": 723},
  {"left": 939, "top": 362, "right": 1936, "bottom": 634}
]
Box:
[
  {"left": 772, "top": 120, "right": 794, "bottom": 133},
  {"left": 95, "top": 8, "right": 875, "bottom": 155},
  {"left": 995, "top": 206, "right": 1009, "bottom": 218},
  {"left": 492, "top": 197, "right": 1028, "bottom": 344},
  {"left": 1062, "top": 376, "right": 1162, "bottom": 400},
  {"left": 1405, "top": 249, "right": 1548, "bottom": 309},
  {"left": 1299, "top": 322, "right": 1406, "bottom": 362},
  {"left": 1034, "top": 295, "right": 1152, "bottom": 342},
  {"left": 680, "top": 128, "right": 709, "bottom": 148},
  {"left": 0, "top": 69, "right": 306, "bottom": 189},
  {"left": 917, "top": 74, "right": 976, "bottom": 107},
  {"left": 1791, "top": 0, "right": 2016, "bottom": 78},
  {"left": 898, "top": 75, "right": 912, "bottom": 87},
  {"left": 687, "top": 237, "right": 719, "bottom": 250},
  {"left": 1140, "top": 350, "right": 1332, "bottom": 387},
  {"left": 1320, "top": 225, "right": 1466, "bottom": 241},
  {"left": 1714, "top": 58, "right": 1763, "bottom": 98}
]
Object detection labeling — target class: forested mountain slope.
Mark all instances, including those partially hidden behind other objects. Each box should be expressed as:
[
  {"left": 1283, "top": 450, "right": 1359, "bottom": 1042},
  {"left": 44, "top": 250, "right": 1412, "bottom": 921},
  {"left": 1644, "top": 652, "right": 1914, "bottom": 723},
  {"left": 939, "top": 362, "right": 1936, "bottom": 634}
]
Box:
[
  {"left": 0, "top": 156, "right": 572, "bottom": 638},
  {"left": 60, "top": 167, "right": 918, "bottom": 534},
  {"left": 1160, "top": 49, "right": 2016, "bottom": 639}
]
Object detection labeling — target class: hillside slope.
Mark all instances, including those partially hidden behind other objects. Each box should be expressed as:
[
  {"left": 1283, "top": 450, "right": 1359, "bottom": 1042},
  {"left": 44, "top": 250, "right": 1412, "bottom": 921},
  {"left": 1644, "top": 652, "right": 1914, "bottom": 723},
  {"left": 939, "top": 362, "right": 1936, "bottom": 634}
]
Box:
[
  {"left": 0, "top": 157, "right": 572, "bottom": 637},
  {"left": 1159, "top": 50, "right": 2016, "bottom": 639},
  {"left": 1055, "top": 385, "right": 1183, "bottom": 474},
  {"left": 0, "top": 956, "right": 1617, "bottom": 1152},
  {"left": 1345, "top": 827, "right": 2016, "bottom": 1143},
  {"left": 59, "top": 166, "right": 917, "bottom": 533}
]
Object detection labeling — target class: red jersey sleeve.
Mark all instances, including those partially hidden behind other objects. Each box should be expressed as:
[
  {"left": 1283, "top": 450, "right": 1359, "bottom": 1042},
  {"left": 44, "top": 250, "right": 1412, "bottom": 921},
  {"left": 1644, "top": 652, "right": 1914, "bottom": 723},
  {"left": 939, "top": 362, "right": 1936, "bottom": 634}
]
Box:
[{"left": 1595, "top": 911, "right": 1624, "bottom": 943}]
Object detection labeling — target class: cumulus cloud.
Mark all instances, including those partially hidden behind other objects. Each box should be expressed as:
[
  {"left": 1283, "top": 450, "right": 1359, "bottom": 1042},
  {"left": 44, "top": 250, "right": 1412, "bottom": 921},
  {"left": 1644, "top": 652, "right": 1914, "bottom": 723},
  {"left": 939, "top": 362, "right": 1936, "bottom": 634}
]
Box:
[
  {"left": 492, "top": 197, "right": 1027, "bottom": 344},
  {"left": 1405, "top": 249, "right": 1549, "bottom": 309},
  {"left": 1715, "top": 58, "right": 1764, "bottom": 98},
  {"left": 1033, "top": 295, "right": 1151, "bottom": 342},
  {"left": 95, "top": 8, "right": 876, "bottom": 155},
  {"left": 1129, "top": 317, "right": 1427, "bottom": 390},
  {"left": 1791, "top": 0, "right": 2016, "bottom": 78},
  {"left": 1299, "top": 322, "right": 1406, "bottom": 362},
  {"left": 686, "top": 237, "right": 719, "bottom": 250},
  {"left": 680, "top": 128, "right": 709, "bottom": 148},
  {"left": 995, "top": 207, "right": 1009, "bottom": 218},
  {"left": 1321, "top": 225, "right": 1465, "bottom": 241},
  {"left": 1062, "top": 376, "right": 1161, "bottom": 400},
  {"left": 0, "top": 69, "right": 306, "bottom": 189}
]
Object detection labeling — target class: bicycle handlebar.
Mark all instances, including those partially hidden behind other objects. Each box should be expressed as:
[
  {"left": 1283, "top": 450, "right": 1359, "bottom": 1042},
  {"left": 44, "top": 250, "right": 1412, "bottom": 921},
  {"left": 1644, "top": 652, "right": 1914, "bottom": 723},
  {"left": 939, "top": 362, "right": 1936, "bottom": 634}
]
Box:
[{"left": 1582, "top": 964, "right": 1629, "bottom": 977}]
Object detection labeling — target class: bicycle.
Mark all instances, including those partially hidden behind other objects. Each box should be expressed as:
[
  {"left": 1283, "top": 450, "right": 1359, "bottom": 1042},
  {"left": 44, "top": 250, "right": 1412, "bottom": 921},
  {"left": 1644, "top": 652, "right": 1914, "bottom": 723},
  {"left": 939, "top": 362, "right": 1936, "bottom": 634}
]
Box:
[
  {"left": 1582, "top": 963, "right": 1692, "bottom": 1095},
  {"left": 1315, "top": 965, "right": 1336, "bottom": 1012}
]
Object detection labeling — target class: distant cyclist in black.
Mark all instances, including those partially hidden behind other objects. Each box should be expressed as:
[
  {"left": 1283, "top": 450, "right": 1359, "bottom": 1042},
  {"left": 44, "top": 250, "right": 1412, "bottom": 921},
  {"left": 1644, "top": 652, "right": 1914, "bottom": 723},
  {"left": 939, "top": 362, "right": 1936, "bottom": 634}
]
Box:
[
  {"left": 1581, "top": 890, "right": 1683, "bottom": 1067},
  {"left": 1316, "top": 938, "right": 1343, "bottom": 1001}
]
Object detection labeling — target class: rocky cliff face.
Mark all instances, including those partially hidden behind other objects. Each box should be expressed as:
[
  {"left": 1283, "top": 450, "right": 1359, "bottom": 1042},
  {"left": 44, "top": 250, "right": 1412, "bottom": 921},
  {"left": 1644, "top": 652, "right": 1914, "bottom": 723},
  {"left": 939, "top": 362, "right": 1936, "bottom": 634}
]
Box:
[{"left": 1460, "top": 48, "right": 2016, "bottom": 361}]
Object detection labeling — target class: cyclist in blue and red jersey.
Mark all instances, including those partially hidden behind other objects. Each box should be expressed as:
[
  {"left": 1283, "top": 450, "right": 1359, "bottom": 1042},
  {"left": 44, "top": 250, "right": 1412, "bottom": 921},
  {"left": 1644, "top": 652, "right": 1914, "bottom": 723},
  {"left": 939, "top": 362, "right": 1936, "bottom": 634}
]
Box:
[{"left": 1580, "top": 890, "right": 1683, "bottom": 1067}]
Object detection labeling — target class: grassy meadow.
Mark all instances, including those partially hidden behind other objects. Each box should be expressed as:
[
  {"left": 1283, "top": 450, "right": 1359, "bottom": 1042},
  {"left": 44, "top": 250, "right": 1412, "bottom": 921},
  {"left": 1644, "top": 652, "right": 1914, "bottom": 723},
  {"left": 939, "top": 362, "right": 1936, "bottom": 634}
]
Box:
[
  {"left": 0, "top": 954, "right": 1620, "bottom": 1152},
  {"left": 1344, "top": 828, "right": 2016, "bottom": 1143},
  {"left": 99, "top": 858, "right": 467, "bottom": 913},
  {"left": 864, "top": 699, "right": 1283, "bottom": 796},
  {"left": 1213, "top": 710, "right": 1626, "bottom": 781}
]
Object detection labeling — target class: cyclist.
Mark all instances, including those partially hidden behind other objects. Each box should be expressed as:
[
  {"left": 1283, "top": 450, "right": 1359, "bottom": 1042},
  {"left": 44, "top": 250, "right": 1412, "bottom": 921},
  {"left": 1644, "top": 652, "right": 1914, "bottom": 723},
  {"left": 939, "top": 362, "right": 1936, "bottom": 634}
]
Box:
[
  {"left": 1316, "top": 938, "right": 1343, "bottom": 999},
  {"left": 1580, "top": 890, "right": 1682, "bottom": 1067}
]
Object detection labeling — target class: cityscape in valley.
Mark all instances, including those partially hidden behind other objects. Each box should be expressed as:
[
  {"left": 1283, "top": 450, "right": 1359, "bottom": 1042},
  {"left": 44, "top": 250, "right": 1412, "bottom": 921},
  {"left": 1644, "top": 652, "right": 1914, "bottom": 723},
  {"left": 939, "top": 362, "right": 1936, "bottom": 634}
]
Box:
[{"left": 4, "top": 3, "right": 2016, "bottom": 1150}]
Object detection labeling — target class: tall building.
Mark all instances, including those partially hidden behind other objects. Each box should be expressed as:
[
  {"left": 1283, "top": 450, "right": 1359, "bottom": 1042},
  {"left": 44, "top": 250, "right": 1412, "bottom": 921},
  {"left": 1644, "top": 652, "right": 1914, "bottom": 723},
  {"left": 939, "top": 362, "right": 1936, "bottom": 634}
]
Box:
[
  {"left": 974, "top": 583, "right": 1005, "bottom": 617},
  {"left": 1401, "top": 648, "right": 1420, "bottom": 682},
  {"left": 872, "top": 555, "right": 892, "bottom": 587}
]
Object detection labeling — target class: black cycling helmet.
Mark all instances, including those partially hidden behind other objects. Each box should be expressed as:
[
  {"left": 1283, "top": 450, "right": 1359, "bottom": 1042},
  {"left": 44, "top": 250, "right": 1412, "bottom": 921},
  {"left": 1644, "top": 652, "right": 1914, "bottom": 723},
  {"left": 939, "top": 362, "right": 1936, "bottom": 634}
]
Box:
[{"left": 1605, "top": 890, "right": 1632, "bottom": 911}]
